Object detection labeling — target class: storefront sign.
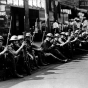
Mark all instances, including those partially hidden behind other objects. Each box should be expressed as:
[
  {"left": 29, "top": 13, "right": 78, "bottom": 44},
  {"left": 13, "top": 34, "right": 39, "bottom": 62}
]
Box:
[
  {"left": 61, "top": 9, "right": 71, "bottom": 14},
  {"left": 6, "top": 0, "right": 45, "bottom": 9},
  {"left": 79, "top": 0, "right": 88, "bottom": 9}
]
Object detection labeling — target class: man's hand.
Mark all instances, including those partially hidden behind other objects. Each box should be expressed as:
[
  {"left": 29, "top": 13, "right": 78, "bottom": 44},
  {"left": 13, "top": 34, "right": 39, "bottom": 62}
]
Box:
[{"left": 22, "top": 41, "right": 27, "bottom": 46}]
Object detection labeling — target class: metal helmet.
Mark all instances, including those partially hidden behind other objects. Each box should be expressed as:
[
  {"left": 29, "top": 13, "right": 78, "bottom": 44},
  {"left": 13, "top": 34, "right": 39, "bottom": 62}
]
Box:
[
  {"left": 61, "top": 32, "right": 65, "bottom": 35},
  {"left": 10, "top": 35, "right": 18, "bottom": 41},
  {"left": 54, "top": 33, "right": 59, "bottom": 37},
  {"left": 0, "top": 36, "right": 4, "bottom": 41},
  {"left": 65, "top": 32, "right": 69, "bottom": 36},
  {"left": 17, "top": 35, "right": 24, "bottom": 40},
  {"left": 64, "top": 21, "right": 69, "bottom": 25},
  {"left": 46, "top": 33, "right": 53, "bottom": 38},
  {"left": 26, "top": 32, "right": 32, "bottom": 37}
]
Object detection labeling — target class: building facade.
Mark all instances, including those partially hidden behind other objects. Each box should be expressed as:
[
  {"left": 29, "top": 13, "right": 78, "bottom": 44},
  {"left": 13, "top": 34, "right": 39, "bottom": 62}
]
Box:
[{"left": 0, "top": 0, "right": 46, "bottom": 35}]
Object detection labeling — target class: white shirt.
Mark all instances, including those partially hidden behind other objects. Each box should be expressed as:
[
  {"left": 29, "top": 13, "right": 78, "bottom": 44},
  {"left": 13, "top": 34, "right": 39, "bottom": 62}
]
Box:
[{"left": 53, "top": 22, "right": 59, "bottom": 29}]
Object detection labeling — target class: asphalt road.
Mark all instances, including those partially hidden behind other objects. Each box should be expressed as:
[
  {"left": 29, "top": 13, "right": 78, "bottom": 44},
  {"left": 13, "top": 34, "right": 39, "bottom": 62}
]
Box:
[{"left": 0, "top": 53, "right": 88, "bottom": 88}]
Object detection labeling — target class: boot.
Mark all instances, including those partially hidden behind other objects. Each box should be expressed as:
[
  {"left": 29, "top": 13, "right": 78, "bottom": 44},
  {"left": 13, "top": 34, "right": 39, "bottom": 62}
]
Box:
[
  {"left": 11, "top": 58, "right": 24, "bottom": 78},
  {"left": 24, "top": 63, "right": 31, "bottom": 75},
  {"left": 13, "top": 70, "right": 24, "bottom": 78}
]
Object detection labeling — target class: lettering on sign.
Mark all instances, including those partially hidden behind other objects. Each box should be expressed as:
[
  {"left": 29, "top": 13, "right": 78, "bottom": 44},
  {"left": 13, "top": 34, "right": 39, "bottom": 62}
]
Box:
[
  {"left": 79, "top": 0, "right": 88, "bottom": 9},
  {"left": 0, "top": 18, "right": 4, "bottom": 20}
]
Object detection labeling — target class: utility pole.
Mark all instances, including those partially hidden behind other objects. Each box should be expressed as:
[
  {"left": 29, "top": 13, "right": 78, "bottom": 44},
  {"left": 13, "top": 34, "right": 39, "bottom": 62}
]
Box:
[{"left": 24, "top": 0, "right": 29, "bottom": 32}]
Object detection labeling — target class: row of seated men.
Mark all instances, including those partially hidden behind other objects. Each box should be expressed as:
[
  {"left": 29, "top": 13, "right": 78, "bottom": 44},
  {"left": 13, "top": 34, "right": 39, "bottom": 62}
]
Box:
[{"left": 0, "top": 29, "right": 88, "bottom": 80}]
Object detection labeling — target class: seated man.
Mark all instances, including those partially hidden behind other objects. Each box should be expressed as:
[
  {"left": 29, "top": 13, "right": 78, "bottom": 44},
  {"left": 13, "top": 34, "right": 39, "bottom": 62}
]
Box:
[{"left": 7, "top": 35, "right": 26, "bottom": 78}]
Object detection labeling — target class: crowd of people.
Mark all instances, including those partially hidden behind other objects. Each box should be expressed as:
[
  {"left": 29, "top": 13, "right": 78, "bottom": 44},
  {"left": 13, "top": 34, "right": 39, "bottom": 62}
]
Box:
[{"left": 0, "top": 14, "right": 88, "bottom": 81}]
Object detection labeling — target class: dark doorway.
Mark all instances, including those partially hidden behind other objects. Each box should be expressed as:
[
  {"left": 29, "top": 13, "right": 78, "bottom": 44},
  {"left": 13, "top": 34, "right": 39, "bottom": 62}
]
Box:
[
  {"left": 11, "top": 7, "right": 24, "bottom": 35},
  {"left": 11, "top": 7, "right": 39, "bottom": 35},
  {"left": 29, "top": 9, "right": 39, "bottom": 28}
]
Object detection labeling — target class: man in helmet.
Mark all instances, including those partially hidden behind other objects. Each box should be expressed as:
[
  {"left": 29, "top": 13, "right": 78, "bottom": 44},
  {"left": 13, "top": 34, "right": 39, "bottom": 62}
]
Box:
[
  {"left": 40, "top": 33, "right": 66, "bottom": 63},
  {"left": 0, "top": 36, "right": 8, "bottom": 79},
  {"left": 41, "top": 33, "right": 53, "bottom": 52},
  {"left": 7, "top": 35, "right": 27, "bottom": 78},
  {"left": 25, "top": 32, "right": 40, "bottom": 70},
  {"left": 17, "top": 35, "right": 32, "bottom": 75},
  {"left": 49, "top": 33, "right": 68, "bottom": 62}
]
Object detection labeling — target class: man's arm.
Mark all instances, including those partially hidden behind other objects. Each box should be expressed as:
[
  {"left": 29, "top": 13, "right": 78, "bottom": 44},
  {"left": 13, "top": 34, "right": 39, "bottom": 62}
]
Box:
[{"left": 0, "top": 46, "right": 7, "bottom": 55}]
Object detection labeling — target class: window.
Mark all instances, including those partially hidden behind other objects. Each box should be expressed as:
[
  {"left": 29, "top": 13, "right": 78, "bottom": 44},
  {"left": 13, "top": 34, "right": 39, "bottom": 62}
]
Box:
[
  {"left": 37, "top": 0, "right": 41, "bottom": 7},
  {"left": 41, "top": 0, "right": 45, "bottom": 9},
  {"left": 13, "top": 0, "right": 19, "bottom": 6},
  {"left": 0, "top": 5, "right": 5, "bottom": 11},
  {"left": 7, "top": 0, "right": 13, "bottom": 5},
  {"left": 19, "top": 0, "right": 24, "bottom": 6},
  {"left": 33, "top": 0, "right": 37, "bottom": 6},
  {"left": 0, "top": 0, "right": 6, "bottom": 4},
  {"left": 29, "top": 0, "right": 32, "bottom": 6}
]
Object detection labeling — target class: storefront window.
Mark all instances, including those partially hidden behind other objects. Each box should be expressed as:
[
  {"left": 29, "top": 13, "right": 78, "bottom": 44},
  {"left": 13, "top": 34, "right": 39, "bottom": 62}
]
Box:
[
  {"left": 19, "top": 0, "right": 24, "bottom": 6},
  {"left": 33, "top": 0, "right": 37, "bottom": 6},
  {"left": 41, "top": 0, "right": 45, "bottom": 9},
  {"left": 13, "top": 0, "right": 19, "bottom": 6},
  {"left": 7, "top": 0, "right": 13, "bottom": 5},
  {"left": 0, "top": 0, "right": 6, "bottom": 4},
  {"left": 29, "top": 0, "right": 32, "bottom": 6},
  {"left": 37, "top": 0, "right": 41, "bottom": 7},
  {"left": 0, "top": 5, "right": 5, "bottom": 11}
]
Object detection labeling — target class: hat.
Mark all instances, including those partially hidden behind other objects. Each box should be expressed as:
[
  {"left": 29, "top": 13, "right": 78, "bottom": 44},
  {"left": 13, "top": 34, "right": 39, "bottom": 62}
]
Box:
[
  {"left": 17, "top": 35, "right": 24, "bottom": 40},
  {"left": 26, "top": 32, "right": 32, "bottom": 37},
  {"left": 54, "top": 33, "right": 59, "bottom": 37},
  {"left": 61, "top": 32, "right": 65, "bottom": 35},
  {"left": 46, "top": 33, "right": 53, "bottom": 38},
  {"left": 10, "top": 35, "right": 18, "bottom": 41},
  {"left": 65, "top": 32, "right": 69, "bottom": 36}
]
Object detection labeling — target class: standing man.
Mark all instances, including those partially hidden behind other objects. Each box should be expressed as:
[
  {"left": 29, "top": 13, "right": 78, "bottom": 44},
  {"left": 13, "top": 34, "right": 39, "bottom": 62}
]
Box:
[{"left": 52, "top": 20, "right": 60, "bottom": 34}]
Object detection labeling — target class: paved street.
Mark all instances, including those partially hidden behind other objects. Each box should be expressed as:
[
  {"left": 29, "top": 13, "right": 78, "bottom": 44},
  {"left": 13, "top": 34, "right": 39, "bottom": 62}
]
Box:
[{"left": 0, "top": 53, "right": 88, "bottom": 88}]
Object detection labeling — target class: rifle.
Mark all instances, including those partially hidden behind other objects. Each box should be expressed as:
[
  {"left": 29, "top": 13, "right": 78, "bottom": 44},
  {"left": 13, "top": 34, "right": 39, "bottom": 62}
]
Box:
[
  {"left": 31, "top": 31, "right": 35, "bottom": 43},
  {"left": 22, "top": 31, "right": 31, "bottom": 74},
  {"left": 6, "top": 16, "right": 12, "bottom": 46},
  {"left": 4, "top": 16, "right": 12, "bottom": 58},
  {"left": 42, "top": 31, "right": 46, "bottom": 43}
]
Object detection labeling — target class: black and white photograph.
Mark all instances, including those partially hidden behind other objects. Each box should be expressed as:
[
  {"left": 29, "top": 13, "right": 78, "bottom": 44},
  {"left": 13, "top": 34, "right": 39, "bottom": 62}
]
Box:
[{"left": 0, "top": 0, "right": 88, "bottom": 88}]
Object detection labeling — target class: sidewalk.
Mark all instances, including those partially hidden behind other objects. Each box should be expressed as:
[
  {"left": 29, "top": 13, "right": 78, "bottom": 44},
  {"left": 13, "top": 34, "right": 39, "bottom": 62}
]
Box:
[{"left": 6, "top": 53, "right": 88, "bottom": 88}]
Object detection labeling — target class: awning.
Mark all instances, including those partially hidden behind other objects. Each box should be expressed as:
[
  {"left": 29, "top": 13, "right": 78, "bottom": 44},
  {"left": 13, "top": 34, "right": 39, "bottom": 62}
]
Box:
[
  {"left": 58, "top": 0, "right": 75, "bottom": 9},
  {"left": 76, "top": 8, "right": 87, "bottom": 13},
  {"left": 60, "top": 1, "right": 74, "bottom": 9}
]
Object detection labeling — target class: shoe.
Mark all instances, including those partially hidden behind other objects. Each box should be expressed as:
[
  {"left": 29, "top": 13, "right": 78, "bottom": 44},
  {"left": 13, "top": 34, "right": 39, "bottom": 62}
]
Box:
[
  {"left": 64, "top": 59, "right": 68, "bottom": 62},
  {"left": 41, "top": 63, "right": 47, "bottom": 66},
  {"left": 14, "top": 73, "right": 24, "bottom": 78},
  {"left": 37, "top": 66, "right": 40, "bottom": 69}
]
